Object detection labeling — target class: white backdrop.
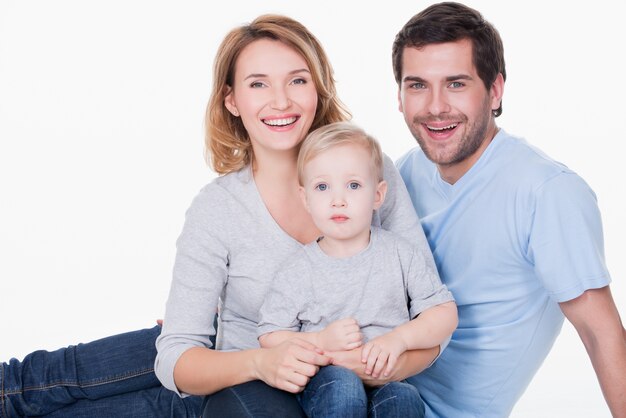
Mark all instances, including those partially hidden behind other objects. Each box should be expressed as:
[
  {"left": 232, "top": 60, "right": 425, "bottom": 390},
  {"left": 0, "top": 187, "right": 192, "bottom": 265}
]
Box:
[{"left": 1, "top": 1, "right": 624, "bottom": 417}]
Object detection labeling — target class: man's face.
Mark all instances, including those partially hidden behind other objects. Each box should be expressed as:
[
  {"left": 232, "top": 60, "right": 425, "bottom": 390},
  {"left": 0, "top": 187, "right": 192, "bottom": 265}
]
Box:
[{"left": 398, "top": 39, "right": 503, "bottom": 183}]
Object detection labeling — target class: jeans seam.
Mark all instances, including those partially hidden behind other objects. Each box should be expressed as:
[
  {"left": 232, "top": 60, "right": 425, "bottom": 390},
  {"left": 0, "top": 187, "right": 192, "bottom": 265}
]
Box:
[
  {"left": 307, "top": 378, "right": 336, "bottom": 417},
  {"left": 2, "top": 367, "right": 155, "bottom": 395},
  {"left": 370, "top": 394, "right": 397, "bottom": 409},
  {"left": 228, "top": 386, "right": 254, "bottom": 418}
]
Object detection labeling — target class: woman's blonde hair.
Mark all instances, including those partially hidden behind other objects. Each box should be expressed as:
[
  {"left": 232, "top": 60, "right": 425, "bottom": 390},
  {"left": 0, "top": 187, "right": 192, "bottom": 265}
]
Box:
[
  {"left": 206, "top": 14, "right": 351, "bottom": 174},
  {"left": 297, "top": 121, "right": 384, "bottom": 186}
]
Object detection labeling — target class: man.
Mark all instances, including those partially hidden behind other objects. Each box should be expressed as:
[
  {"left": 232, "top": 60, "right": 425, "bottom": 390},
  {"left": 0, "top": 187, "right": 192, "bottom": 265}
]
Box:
[{"left": 393, "top": 2, "right": 626, "bottom": 417}]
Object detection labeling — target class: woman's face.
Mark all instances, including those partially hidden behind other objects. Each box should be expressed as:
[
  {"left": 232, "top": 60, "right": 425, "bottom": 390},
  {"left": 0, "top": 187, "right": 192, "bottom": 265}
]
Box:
[{"left": 225, "top": 39, "right": 318, "bottom": 158}]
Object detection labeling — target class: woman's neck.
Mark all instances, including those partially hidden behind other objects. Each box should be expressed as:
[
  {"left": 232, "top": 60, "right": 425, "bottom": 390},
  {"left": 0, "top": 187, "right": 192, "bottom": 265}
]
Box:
[
  {"left": 252, "top": 150, "right": 320, "bottom": 245},
  {"left": 252, "top": 150, "right": 299, "bottom": 190}
]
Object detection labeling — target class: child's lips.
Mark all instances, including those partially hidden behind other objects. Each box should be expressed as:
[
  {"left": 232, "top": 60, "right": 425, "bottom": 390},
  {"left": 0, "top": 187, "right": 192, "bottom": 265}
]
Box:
[{"left": 331, "top": 215, "right": 349, "bottom": 222}]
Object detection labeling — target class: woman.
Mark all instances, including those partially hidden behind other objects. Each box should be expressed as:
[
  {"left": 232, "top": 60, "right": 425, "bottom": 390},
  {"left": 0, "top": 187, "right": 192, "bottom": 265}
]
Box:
[{"left": 1, "top": 15, "right": 438, "bottom": 417}]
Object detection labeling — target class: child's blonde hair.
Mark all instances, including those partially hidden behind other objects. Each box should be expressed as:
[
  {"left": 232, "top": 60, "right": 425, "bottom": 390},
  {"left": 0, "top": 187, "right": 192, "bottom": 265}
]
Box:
[{"left": 297, "top": 121, "right": 383, "bottom": 186}]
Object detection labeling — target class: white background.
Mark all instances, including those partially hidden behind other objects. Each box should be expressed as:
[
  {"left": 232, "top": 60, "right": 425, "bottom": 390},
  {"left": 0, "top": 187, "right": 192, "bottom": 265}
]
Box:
[{"left": 1, "top": 1, "right": 624, "bottom": 416}]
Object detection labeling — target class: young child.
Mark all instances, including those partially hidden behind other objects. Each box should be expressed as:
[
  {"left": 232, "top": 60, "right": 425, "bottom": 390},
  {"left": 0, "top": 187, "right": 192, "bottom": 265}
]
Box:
[{"left": 257, "top": 121, "right": 457, "bottom": 417}]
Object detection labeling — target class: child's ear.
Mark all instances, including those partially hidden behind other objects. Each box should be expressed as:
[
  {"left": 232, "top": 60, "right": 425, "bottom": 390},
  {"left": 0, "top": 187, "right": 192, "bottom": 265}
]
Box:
[
  {"left": 373, "top": 180, "right": 388, "bottom": 210},
  {"left": 299, "top": 186, "right": 310, "bottom": 212}
]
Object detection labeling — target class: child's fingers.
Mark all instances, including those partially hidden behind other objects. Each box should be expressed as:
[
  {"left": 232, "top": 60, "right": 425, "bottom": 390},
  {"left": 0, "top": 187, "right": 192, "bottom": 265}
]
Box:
[
  {"left": 384, "top": 355, "right": 397, "bottom": 377},
  {"left": 361, "top": 343, "right": 372, "bottom": 363},
  {"left": 345, "top": 341, "right": 362, "bottom": 350},
  {"left": 347, "top": 331, "right": 363, "bottom": 344},
  {"left": 365, "top": 346, "right": 382, "bottom": 374},
  {"left": 372, "top": 352, "right": 389, "bottom": 378}
]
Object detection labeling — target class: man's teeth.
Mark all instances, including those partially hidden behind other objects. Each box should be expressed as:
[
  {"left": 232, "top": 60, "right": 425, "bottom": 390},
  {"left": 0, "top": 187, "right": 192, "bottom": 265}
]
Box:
[
  {"left": 428, "top": 123, "right": 458, "bottom": 131},
  {"left": 264, "top": 117, "right": 297, "bottom": 126}
]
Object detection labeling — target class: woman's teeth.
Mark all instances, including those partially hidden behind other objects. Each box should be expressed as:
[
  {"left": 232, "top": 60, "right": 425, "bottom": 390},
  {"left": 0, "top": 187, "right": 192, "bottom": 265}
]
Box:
[{"left": 263, "top": 117, "right": 297, "bottom": 126}]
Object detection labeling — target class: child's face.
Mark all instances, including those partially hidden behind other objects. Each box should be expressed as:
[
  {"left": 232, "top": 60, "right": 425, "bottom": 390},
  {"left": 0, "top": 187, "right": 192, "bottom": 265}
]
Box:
[{"left": 300, "top": 144, "right": 387, "bottom": 244}]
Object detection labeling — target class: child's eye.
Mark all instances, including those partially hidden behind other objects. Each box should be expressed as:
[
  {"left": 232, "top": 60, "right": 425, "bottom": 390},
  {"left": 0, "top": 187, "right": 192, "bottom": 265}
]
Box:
[
  {"left": 348, "top": 182, "right": 361, "bottom": 190},
  {"left": 315, "top": 183, "right": 328, "bottom": 191}
]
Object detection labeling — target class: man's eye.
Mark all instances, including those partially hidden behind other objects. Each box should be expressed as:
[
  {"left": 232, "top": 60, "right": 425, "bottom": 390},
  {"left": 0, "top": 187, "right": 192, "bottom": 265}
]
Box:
[
  {"left": 348, "top": 182, "right": 360, "bottom": 190},
  {"left": 315, "top": 184, "right": 328, "bottom": 191},
  {"left": 410, "top": 82, "right": 425, "bottom": 89},
  {"left": 449, "top": 81, "right": 464, "bottom": 88}
]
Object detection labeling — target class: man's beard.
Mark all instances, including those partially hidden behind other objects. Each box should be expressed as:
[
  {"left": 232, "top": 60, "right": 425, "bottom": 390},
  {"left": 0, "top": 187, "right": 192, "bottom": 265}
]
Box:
[{"left": 410, "top": 98, "right": 492, "bottom": 167}]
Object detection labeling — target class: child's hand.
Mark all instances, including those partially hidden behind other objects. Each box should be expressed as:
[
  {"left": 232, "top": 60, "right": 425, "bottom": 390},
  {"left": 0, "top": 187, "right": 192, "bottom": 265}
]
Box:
[
  {"left": 361, "top": 332, "right": 408, "bottom": 378},
  {"left": 317, "top": 318, "right": 363, "bottom": 351}
]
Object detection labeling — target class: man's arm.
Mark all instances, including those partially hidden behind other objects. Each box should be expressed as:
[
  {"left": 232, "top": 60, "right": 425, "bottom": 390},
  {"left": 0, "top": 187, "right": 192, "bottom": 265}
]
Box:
[{"left": 559, "top": 286, "right": 626, "bottom": 417}]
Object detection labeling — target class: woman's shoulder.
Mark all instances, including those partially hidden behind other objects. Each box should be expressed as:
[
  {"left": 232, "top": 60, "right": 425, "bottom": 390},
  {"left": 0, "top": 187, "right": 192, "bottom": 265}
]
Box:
[{"left": 187, "top": 167, "right": 255, "bottom": 218}]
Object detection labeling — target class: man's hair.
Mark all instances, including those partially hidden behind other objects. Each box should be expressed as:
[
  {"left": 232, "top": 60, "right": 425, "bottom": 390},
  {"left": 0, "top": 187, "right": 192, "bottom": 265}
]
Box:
[
  {"left": 392, "top": 2, "right": 506, "bottom": 117},
  {"left": 297, "top": 121, "right": 383, "bottom": 186}
]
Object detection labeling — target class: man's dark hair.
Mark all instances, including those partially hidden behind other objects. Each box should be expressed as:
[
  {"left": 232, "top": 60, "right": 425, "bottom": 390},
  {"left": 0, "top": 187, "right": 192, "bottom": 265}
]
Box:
[{"left": 392, "top": 2, "right": 506, "bottom": 117}]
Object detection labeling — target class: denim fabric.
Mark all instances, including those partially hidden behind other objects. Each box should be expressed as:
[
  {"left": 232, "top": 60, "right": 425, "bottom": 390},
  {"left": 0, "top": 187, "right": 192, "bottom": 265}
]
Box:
[
  {"left": 299, "top": 366, "right": 424, "bottom": 418},
  {"left": 202, "top": 380, "right": 305, "bottom": 418},
  {"left": 0, "top": 326, "right": 202, "bottom": 417}
]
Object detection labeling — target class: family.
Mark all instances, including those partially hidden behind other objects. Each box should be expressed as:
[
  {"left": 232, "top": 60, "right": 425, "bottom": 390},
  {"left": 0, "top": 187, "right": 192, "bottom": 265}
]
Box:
[{"left": 2, "top": 2, "right": 624, "bottom": 418}]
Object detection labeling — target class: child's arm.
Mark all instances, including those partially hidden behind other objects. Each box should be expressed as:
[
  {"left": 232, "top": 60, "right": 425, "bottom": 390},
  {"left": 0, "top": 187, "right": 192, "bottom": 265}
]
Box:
[
  {"left": 361, "top": 301, "right": 458, "bottom": 377},
  {"left": 259, "top": 318, "right": 363, "bottom": 352}
]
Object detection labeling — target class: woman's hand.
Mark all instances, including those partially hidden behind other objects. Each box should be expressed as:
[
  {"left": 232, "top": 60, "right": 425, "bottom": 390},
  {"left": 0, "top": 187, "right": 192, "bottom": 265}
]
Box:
[
  {"left": 254, "top": 338, "right": 331, "bottom": 393},
  {"left": 317, "top": 318, "right": 363, "bottom": 351}
]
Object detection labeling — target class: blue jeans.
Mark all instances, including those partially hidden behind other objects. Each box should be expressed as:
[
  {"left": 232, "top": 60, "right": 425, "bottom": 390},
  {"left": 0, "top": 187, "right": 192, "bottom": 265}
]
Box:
[
  {"left": 298, "top": 366, "right": 424, "bottom": 418},
  {"left": 202, "top": 380, "right": 306, "bottom": 417},
  {"left": 0, "top": 326, "right": 202, "bottom": 417}
]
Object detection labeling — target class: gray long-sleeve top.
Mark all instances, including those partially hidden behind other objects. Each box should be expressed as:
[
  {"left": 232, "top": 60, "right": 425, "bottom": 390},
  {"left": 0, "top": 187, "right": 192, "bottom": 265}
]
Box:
[{"left": 155, "top": 156, "right": 437, "bottom": 395}]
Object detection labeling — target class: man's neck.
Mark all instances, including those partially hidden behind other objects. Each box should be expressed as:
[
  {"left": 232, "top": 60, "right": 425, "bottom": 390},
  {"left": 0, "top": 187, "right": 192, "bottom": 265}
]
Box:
[{"left": 438, "top": 125, "right": 500, "bottom": 185}]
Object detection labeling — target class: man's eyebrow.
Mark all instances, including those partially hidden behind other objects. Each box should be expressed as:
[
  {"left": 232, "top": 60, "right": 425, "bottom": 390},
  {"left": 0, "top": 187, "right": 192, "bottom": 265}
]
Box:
[
  {"left": 445, "top": 74, "right": 473, "bottom": 82},
  {"left": 402, "top": 76, "right": 427, "bottom": 84},
  {"left": 243, "top": 68, "right": 310, "bottom": 81},
  {"left": 402, "top": 74, "right": 474, "bottom": 83}
]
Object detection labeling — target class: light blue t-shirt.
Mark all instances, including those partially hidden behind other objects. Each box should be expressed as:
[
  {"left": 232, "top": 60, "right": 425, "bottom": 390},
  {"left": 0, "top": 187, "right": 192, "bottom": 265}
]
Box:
[{"left": 397, "top": 129, "right": 611, "bottom": 418}]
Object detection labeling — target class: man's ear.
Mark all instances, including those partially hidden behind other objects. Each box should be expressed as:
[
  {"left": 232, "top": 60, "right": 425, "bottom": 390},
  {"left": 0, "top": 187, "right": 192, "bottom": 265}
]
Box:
[
  {"left": 299, "top": 186, "right": 310, "bottom": 213},
  {"left": 490, "top": 73, "right": 505, "bottom": 113},
  {"left": 224, "top": 86, "right": 239, "bottom": 117},
  {"left": 373, "top": 180, "right": 388, "bottom": 210},
  {"left": 397, "top": 88, "right": 404, "bottom": 113}
]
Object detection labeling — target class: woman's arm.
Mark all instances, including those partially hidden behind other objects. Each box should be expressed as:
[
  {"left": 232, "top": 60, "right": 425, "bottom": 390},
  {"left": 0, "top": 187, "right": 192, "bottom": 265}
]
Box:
[
  {"left": 174, "top": 339, "right": 331, "bottom": 395},
  {"left": 360, "top": 302, "right": 457, "bottom": 377},
  {"left": 327, "top": 346, "right": 439, "bottom": 385}
]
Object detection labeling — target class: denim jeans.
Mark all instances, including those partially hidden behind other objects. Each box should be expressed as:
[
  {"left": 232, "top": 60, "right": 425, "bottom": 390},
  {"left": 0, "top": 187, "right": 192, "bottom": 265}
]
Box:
[
  {"left": 202, "top": 380, "right": 306, "bottom": 418},
  {"left": 298, "top": 365, "right": 424, "bottom": 418},
  {"left": 0, "top": 326, "right": 202, "bottom": 417}
]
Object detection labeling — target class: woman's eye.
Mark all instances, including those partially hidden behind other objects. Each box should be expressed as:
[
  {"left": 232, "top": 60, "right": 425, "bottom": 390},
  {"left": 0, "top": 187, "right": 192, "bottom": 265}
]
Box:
[
  {"left": 315, "top": 184, "right": 328, "bottom": 191},
  {"left": 348, "top": 182, "right": 360, "bottom": 190},
  {"left": 292, "top": 78, "right": 307, "bottom": 85},
  {"left": 250, "top": 81, "right": 265, "bottom": 88}
]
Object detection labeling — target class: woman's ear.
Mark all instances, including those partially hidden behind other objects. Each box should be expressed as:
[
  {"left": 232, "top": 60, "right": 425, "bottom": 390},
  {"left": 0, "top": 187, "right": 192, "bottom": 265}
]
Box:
[{"left": 224, "top": 87, "right": 239, "bottom": 117}]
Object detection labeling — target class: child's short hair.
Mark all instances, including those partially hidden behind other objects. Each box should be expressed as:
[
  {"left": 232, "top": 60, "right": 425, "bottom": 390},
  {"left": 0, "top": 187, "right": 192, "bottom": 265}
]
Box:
[{"left": 297, "top": 121, "right": 384, "bottom": 186}]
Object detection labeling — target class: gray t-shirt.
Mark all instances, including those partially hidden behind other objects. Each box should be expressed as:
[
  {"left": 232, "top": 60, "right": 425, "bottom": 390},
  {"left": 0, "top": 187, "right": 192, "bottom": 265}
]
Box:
[
  {"left": 257, "top": 227, "right": 453, "bottom": 342},
  {"left": 155, "top": 156, "right": 437, "bottom": 395}
]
